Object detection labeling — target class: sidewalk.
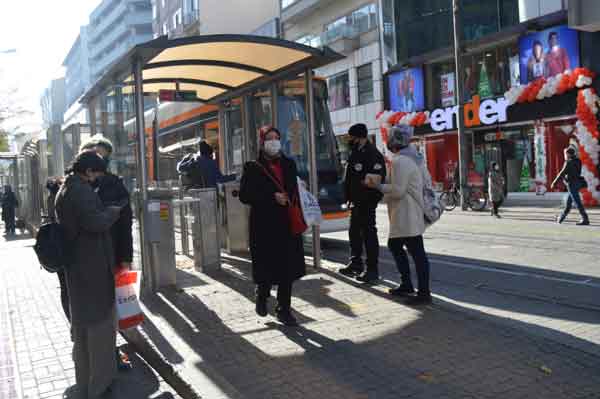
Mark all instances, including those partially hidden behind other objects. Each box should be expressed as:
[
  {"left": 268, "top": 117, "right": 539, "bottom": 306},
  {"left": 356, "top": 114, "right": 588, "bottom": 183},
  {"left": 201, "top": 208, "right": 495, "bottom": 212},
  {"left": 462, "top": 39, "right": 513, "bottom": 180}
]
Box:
[
  {"left": 131, "top": 255, "right": 600, "bottom": 399},
  {"left": 0, "top": 231, "right": 180, "bottom": 399}
]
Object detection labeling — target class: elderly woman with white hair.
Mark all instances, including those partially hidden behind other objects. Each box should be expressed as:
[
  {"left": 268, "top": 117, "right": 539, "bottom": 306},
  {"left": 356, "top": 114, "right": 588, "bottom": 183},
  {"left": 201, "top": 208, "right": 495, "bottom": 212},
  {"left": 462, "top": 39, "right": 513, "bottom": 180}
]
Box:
[{"left": 366, "top": 125, "right": 432, "bottom": 305}]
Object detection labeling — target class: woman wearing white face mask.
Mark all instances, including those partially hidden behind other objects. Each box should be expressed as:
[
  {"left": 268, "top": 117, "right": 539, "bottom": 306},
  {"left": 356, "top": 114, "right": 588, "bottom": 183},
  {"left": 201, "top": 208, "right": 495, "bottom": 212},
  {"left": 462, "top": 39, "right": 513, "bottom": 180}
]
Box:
[{"left": 239, "top": 127, "right": 307, "bottom": 326}]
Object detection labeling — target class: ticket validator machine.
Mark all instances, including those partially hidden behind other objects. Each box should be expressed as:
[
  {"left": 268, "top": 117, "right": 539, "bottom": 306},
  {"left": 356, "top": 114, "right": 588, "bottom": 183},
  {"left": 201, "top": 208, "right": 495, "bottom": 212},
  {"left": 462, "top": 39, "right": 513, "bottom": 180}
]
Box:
[{"left": 143, "top": 188, "right": 177, "bottom": 291}]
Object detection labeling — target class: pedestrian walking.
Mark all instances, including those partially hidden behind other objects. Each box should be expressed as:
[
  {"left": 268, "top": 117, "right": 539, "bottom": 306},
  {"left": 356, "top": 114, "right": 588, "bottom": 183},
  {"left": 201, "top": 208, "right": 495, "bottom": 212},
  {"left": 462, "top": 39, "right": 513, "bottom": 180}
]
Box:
[
  {"left": 1, "top": 185, "right": 18, "bottom": 236},
  {"left": 338, "top": 123, "right": 386, "bottom": 283},
  {"left": 177, "top": 141, "right": 236, "bottom": 189},
  {"left": 239, "top": 127, "right": 306, "bottom": 327},
  {"left": 80, "top": 136, "right": 134, "bottom": 370},
  {"left": 551, "top": 147, "right": 590, "bottom": 226},
  {"left": 46, "top": 178, "right": 62, "bottom": 222},
  {"left": 54, "top": 151, "right": 122, "bottom": 399},
  {"left": 366, "top": 126, "right": 432, "bottom": 305},
  {"left": 488, "top": 162, "right": 505, "bottom": 218}
]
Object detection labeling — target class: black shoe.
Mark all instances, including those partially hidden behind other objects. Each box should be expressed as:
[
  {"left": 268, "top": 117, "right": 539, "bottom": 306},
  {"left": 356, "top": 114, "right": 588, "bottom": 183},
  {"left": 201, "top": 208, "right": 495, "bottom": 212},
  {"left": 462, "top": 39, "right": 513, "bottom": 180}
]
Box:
[
  {"left": 577, "top": 220, "right": 590, "bottom": 226},
  {"left": 389, "top": 285, "right": 415, "bottom": 297},
  {"left": 495, "top": 214, "right": 501, "bottom": 219},
  {"left": 276, "top": 308, "right": 298, "bottom": 326},
  {"left": 557, "top": 215, "right": 566, "bottom": 224},
  {"left": 405, "top": 294, "right": 433, "bottom": 306},
  {"left": 339, "top": 262, "right": 364, "bottom": 277},
  {"left": 255, "top": 296, "right": 268, "bottom": 317},
  {"left": 116, "top": 349, "right": 132, "bottom": 371},
  {"left": 356, "top": 271, "right": 379, "bottom": 284}
]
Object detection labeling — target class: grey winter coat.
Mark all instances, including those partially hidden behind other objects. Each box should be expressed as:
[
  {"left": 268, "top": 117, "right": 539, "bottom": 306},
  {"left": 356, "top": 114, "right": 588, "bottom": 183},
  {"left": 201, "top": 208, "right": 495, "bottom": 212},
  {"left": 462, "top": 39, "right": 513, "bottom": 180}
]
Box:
[
  {"left": 488, "top": 170, "right": 505, "bottom": 203},
  {"left": 55, "top": 175, "right": 120, "bottom": 327}
]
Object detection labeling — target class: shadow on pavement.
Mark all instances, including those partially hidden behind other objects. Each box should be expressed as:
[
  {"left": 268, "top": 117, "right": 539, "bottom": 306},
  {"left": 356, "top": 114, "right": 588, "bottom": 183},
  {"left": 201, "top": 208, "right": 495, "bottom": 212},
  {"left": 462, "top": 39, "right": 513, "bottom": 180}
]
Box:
[{"left": 136, "top": 256, "right": 600, "bottom": 399}]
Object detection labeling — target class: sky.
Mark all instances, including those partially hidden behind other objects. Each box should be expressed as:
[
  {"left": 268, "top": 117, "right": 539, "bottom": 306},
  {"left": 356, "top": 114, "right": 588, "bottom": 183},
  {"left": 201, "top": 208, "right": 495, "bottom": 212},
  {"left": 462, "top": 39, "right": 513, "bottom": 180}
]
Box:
[{"left": 0, "top": 0, "right": 100, "bottom": 134}]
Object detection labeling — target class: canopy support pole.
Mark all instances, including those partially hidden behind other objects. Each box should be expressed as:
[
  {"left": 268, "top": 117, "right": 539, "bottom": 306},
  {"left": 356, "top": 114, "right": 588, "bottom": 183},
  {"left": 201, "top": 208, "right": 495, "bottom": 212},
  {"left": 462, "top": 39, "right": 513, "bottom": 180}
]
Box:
[
  {"left": 305, "top": 69, "right": 321, "bottom": 269},
  {"left": 134, "top": 57, "right": 152, "bottom": 291}
]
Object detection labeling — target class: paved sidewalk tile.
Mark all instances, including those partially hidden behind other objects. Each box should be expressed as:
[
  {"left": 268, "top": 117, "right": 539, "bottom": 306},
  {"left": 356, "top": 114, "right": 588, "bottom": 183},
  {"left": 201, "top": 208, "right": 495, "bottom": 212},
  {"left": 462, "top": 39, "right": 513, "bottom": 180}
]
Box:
[
  {"left": 139, "top": 257, "right": 600, "bottom": 399},
  {"left": 0, "top": 234, "right": 180, "bottom": 399}
]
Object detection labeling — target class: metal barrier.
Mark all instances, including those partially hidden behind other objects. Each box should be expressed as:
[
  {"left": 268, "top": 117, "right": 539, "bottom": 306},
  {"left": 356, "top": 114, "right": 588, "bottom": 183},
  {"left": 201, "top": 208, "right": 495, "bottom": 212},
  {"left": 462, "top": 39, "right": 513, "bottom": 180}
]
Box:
[{"left": 220, "top": 182, "right": 249, "bottom": 254}]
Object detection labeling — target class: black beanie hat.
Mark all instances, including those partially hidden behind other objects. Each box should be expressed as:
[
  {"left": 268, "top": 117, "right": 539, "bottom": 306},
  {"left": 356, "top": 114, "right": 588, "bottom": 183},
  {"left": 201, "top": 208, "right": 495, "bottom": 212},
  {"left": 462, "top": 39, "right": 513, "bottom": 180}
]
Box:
[{"left": 348, "top": 123, "right": 368, "bottom": 138}]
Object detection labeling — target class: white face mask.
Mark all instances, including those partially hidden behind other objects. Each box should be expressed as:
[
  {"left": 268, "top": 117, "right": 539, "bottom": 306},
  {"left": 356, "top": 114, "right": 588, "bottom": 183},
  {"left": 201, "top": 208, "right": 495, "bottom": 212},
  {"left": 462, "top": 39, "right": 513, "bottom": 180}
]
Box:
[{"left": 264, "top": 140, "right": 281, "bottom": 156}]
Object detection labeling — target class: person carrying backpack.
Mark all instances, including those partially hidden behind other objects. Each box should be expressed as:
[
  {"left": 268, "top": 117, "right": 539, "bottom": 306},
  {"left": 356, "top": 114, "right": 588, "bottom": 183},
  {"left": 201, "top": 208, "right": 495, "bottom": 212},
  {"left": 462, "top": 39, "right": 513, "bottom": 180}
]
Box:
[
  {"left": 365, "top": 125, "right": 432, "bottom": 305},
  {"left": 55, "top": 151, "right": 122, "bottom": 398},
  {"left": 177, "top": 141, "right": 235, "bottom": 189}
]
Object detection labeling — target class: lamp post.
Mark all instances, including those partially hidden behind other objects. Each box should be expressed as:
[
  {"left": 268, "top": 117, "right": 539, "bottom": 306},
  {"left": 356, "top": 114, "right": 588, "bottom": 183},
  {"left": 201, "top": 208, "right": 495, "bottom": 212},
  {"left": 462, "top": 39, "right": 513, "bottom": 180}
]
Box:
[{"left": 452, "top": 0, "right": 470, "bottom": 210}]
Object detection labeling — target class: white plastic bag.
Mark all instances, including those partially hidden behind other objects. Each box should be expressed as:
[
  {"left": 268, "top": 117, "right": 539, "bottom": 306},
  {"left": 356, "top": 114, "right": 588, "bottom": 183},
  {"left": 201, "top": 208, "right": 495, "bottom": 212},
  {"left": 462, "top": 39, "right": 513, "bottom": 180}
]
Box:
[
  {"left": 297, "top": 178, "right": 323, "bottom": 227},
  {"left": 115, "top": 270, "right": 144, "bottom": 330}
]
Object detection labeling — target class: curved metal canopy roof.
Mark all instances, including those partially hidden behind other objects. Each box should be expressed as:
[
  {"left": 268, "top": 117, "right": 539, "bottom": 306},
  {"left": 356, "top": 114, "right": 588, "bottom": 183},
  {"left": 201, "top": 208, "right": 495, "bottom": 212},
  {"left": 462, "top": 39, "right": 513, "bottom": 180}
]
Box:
[{"left": 82, "top": 34, "right": 343, "bottom": 104}]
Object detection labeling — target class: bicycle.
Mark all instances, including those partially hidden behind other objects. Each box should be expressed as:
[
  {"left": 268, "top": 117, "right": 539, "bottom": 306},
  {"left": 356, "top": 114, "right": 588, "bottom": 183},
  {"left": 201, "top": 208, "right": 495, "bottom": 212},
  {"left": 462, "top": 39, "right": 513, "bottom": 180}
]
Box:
[{"left": 440, "top": 183, "right": 488, "bottom": 212}]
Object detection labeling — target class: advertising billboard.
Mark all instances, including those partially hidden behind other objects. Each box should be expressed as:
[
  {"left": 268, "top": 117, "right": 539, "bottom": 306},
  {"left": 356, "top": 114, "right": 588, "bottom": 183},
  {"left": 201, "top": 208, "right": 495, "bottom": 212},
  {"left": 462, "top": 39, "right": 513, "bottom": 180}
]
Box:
[
  {"left": 519, "top": 25, "right": 580, "bottom": 84},
  {"left": 388, "top": 67, "right": 425, "bottom": 112},
  {"left": 440, "top": 72, "right": 455, "bottom": 107}
]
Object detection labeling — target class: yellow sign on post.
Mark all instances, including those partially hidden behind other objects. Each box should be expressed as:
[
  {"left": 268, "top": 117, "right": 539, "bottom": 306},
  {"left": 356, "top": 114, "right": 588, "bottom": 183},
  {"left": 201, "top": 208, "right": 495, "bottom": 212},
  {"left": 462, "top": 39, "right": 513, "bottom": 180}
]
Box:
[{"left": 159, "top": 203, "right": 169, "bottom": 221}]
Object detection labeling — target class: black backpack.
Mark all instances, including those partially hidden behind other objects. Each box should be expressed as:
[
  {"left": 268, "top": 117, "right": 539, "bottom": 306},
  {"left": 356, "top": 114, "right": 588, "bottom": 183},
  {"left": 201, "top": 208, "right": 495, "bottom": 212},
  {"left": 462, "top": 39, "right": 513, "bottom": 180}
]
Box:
[{"left": 34, "top": 222, "right": 72, "bottom": 273}]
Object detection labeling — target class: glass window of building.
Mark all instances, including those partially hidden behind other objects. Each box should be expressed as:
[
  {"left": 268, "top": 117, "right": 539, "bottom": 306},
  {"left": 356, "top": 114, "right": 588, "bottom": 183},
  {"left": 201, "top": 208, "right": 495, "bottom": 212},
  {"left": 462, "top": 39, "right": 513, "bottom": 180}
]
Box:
[
  {"left": 281, "top": 0, "right": 298, "bottom": 9},
  {"left": 357, "top": 63, "right": 374, "bottom": 105},
  {"left": 296, "top": 34, "right": 322, "bottom": 48},
  {"left": 323, "top": 3, "right": 377, "bottom": 44},
  {"left": 394, "top": 0, "right": 519, "bottom": 64},
  {"left": 462, "top": 42, "right": 518, "bottom": 101},
  {"left": 328, "top": 71, "right": 350, "bottom": 111}
]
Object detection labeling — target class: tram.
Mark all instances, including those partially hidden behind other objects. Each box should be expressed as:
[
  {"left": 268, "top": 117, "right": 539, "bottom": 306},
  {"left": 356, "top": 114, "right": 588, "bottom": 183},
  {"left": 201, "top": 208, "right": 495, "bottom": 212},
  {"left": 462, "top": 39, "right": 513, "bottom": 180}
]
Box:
[
  {"left": 124, "top": 77, "right": 350, "bottom": 233},
  {"left": 0, "top": 139, "right": 49, "bottom": 232}
]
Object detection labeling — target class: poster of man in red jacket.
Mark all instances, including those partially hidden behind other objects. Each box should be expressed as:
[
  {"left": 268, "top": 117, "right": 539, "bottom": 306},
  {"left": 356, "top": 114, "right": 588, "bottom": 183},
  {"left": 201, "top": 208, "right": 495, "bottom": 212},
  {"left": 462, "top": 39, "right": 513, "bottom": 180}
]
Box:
[{"left": 545, "top": 31, "right": 570, "bottom": 77}]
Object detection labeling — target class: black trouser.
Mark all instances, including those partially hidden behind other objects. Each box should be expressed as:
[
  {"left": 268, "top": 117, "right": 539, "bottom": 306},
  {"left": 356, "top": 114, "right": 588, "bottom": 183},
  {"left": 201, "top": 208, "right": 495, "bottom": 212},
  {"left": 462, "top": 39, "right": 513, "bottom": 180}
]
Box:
[
  {"left": 256, "top": 281, "right": 293, "bottom": 311},
  {"left": 57, "top": 271, "right": 71, "bottom": 321},
  {"left": 561, "top": 184, "right": 590, "bottom": 222},
  {"left": 4, "top": 214, "right": 15, "bottom": 234},
  {"left": 492, "top": 200, "right": 501, "bottom": 215},
  {"left": 349, "top": 203, "right": 379, "bottom": 272},
  {"left": 388, "top": 236, "right": 430, "bottom": 296}
]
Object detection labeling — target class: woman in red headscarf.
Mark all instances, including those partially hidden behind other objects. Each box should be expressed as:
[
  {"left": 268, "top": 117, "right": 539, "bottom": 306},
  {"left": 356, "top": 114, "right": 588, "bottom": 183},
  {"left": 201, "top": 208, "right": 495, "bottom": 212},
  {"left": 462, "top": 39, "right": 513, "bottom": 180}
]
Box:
[{"left": 239, "top": 126, "right": 307, "bottom": 326}]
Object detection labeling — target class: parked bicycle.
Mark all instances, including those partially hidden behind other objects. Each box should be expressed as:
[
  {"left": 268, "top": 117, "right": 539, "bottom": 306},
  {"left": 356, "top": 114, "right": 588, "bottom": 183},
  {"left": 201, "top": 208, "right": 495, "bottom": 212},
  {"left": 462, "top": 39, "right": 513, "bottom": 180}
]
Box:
[{"left": 440, "top": 182, "right": 488, "bottom": 211}]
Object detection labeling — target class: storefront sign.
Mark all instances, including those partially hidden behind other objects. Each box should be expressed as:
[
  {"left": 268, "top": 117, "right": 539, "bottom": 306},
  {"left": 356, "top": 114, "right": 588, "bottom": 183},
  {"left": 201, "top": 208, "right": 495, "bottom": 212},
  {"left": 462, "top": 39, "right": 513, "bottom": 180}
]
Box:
[
  {"left": 430, "top": 95, "right": 509, "bottom": 132},
  {"left": 440, "top": 73, "right": 455, "bottom": 107}
]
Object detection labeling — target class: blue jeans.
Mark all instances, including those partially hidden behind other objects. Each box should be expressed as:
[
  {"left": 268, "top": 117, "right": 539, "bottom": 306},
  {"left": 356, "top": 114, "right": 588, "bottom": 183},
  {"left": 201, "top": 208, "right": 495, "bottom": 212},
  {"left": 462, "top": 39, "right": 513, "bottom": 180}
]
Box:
[
  {"left": 388, "top": 236, "right": 430, "bottom": 296},
  {"left": 561, "top": 184, "right": 589, "bottom": 222}
]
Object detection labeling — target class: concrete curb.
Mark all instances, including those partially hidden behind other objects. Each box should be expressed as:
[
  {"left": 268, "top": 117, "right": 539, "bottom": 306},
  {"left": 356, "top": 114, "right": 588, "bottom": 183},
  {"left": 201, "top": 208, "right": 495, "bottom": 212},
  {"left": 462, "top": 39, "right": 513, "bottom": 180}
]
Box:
[{"left": 121, "top": 326, "right": 204, "bottom": 399}]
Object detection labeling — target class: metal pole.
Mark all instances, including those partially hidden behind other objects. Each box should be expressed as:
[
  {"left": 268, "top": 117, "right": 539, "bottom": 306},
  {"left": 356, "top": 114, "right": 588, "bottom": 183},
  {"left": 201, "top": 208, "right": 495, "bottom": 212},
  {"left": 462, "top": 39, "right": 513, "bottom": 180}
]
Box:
[
  {"left": 452, "top": 0, "right": 469, "bottom": 210},
  {"left": 133, "top": 57, "right": 151, "bottom": 289},
  {"left": 305, "top": 69, "right": 321, "bottom": 269}
]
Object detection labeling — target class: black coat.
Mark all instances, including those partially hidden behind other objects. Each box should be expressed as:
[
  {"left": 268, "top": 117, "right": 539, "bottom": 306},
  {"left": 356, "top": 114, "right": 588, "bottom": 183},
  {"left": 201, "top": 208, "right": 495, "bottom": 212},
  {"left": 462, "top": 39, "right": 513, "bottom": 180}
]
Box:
[
  {"left": 55, "top": 175, "right": 120, "bottom": 326},
  {"left": 344, "top": 141, "right": 386, "bottom": 206},
  {"left": 239, "top": 154, "right": 306, "bottom": 285},
  {"left": 1, "top": 191, "right": 18, "bottom": 222},
  {"left": 93, "top": 173, "right": 134, "bottom": 265}
]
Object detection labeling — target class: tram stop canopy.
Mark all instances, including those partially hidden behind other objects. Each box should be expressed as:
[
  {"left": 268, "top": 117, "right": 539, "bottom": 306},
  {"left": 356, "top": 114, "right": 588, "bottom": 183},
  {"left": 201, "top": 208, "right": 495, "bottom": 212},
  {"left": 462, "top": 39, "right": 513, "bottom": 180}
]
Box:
[{"left": 82, "top": 34, "right": 343, "bottom": 104}]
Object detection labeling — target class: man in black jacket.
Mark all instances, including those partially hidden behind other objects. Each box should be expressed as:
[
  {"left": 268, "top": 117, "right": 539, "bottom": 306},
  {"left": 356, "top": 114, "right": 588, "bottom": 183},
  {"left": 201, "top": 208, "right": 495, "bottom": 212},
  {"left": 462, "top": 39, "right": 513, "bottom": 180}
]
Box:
[
  {"left": 339, "top": 123, "right": 386, "bottom": 283},
  {"left": 81, "top": 137, "right": 134, "bottom": 369},
  {"left": 551, "top": 147, "right": 590, "bottom": 225}
]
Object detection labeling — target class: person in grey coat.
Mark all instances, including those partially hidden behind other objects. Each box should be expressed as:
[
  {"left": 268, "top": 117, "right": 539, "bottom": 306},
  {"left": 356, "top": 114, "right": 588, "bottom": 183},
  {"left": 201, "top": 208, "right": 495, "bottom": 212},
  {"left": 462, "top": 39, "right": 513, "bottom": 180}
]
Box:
[
  {"left": 488, "top": 162, "right": 505, "bottom": 218},
  {"left": 55, "top": 151, "right": 121, "bottom": 398}
]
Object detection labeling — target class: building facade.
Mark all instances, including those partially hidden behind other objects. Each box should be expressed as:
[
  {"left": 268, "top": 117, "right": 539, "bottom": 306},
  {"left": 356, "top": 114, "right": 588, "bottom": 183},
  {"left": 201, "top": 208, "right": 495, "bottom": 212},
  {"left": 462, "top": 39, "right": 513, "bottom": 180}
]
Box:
[
  {"left": 63, "top": 26, "right": 93, "bottom": 109},
  {"left": 280, "top": 0, "right": 383, "bottom": 161},
  {"left": 152, "top": 0, "right": 279, "bottom": 38},
  {"left": 40, "top": 78, "right": 66, "bottom": 175},
  {"left": 377, "top": 1, "right": 600, "bottom": 201},
  {"left": 88, "top": 0, "right": 154, "bottom": 81}
]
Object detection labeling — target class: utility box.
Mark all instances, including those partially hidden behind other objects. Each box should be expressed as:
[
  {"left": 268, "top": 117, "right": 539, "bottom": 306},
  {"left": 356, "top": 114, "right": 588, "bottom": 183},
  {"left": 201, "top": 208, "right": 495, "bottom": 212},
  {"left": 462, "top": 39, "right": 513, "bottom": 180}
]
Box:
[
  {"left": 188, "top": 188, "right": 221, "bottom": 273},
  {"left": 220, "top": 182, "right": 249, "bottom": 254},
  {"left": 144, "top": 188, "right": 177, "bottom": 289}
]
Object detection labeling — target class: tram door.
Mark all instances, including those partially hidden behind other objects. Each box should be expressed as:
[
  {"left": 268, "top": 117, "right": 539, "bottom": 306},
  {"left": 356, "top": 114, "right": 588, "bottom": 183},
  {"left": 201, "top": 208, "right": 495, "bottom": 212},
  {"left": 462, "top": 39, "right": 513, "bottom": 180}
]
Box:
[{"left": 223, "top": 106, "right": 245, "bottom": 176}]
